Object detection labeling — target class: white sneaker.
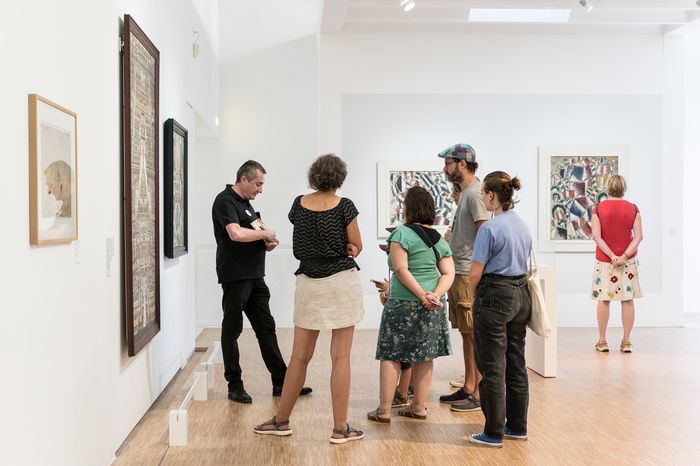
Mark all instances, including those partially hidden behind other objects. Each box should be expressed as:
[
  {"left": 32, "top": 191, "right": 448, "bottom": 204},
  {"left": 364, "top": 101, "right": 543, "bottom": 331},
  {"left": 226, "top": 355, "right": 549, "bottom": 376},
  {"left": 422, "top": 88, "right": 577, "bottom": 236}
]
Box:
[{"left": 449, "top": 375, "right": 465, "bottom": 388}]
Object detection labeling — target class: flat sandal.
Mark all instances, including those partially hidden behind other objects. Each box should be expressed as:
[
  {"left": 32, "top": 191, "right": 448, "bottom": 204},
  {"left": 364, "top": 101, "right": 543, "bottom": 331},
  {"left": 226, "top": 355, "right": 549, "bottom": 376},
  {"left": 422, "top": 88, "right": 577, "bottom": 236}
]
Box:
[
  {"left": 253, "top": 416, "right": 292, "bottom": 436},
  {"left": 330, "top": 423, "right": 364, "bottom": 444},
  {"left": 367, "top": 407, "right": 391, "bottom": 423},
  {"left": 397, "top": 406, "right": 427, "bottom": 420}
]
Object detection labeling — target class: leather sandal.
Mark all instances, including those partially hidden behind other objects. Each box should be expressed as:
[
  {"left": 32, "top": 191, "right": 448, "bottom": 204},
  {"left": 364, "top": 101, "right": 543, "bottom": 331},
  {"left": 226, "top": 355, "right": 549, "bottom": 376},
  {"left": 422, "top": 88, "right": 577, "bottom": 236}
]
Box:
[
  {"left": 367, "top": 407, "right": 391, "bottom": 423},
  {"left": 253, "top": 416, "right": 292, "bottom": 436},
  {"left": 330, "top": 423, "right": 364, "bottom": 444},
  {"left": 397, "top": 406, "right": 427, "bottom": 420}
]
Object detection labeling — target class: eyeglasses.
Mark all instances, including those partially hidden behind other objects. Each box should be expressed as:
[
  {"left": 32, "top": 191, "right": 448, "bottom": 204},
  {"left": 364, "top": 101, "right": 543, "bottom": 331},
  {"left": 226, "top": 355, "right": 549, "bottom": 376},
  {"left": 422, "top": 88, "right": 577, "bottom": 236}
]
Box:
[{"left": 444, "top": 158, "right": 459, "bottom": 166}]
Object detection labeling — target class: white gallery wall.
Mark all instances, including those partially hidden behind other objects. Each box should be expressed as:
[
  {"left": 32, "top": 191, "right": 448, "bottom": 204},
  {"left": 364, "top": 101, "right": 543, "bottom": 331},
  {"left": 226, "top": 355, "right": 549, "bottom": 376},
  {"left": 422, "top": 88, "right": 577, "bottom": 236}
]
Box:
[
  {"left": 192, "top": 34, "right": 320, "bottom": 330},
  {"left": 341, "top": 93, "right": 664, "bottom": 327},
  {"left": 0, "top": 1, "right": 219, "bottom": 465},
  {"left": 683, "top": 25, "right": 700, "bottom": 314},
  {"left": 319, "top": 33, "right": 684, "bottom": 328},
  {"left": 194, "top": 31, "right": 686, "bottom": 330}
]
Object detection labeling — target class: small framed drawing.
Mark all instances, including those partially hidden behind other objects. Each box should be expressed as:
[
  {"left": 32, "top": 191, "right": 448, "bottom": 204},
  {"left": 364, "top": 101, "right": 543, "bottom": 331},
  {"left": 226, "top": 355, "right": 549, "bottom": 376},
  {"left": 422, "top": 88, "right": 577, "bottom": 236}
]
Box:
[
  {"left": 122, "top": 14, "right": 160, "bottom": 357},
  {"left": 164, "top": 118, "right": 188, "bottom": 259},
  {"left": 377, "top": 160, "right": 457, "bottom": 238},
  {"left": 538, "top": 145, "right": 629, "bottom": 253},
  {"left": 28, "top": 94, "right": 78, "bottom": 245}
]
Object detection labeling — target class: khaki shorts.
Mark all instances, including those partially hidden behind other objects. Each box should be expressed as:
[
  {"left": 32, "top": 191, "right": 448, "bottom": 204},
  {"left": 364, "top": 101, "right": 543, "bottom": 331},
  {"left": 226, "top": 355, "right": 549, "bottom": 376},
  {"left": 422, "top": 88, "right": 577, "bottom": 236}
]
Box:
[{"left": 448, "top": 274, "right": 473, "bottom": 334}]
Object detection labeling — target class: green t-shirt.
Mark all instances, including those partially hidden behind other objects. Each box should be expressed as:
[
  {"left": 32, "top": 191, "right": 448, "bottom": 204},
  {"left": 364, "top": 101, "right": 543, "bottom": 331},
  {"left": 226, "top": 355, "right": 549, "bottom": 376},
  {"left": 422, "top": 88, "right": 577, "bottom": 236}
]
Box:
[{"left": 386, "top": 225, "right": 453, "bottom": 302}]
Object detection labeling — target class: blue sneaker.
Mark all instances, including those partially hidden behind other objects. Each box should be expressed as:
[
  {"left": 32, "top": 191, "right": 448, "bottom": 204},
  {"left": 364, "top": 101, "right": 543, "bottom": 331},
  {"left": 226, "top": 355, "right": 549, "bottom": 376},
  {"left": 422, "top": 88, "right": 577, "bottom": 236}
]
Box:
[
  {"left": 468, "top": 433, "right": 504, "bottom": 448},
  {"left": 503, "top": 426, "right": 528, "bottom": 440}
]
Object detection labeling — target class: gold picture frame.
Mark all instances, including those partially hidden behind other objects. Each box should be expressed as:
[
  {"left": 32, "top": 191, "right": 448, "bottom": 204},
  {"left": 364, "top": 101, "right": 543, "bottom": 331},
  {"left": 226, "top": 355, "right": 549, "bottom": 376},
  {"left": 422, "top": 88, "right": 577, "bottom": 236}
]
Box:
[{"left": 28, "top": 94, "right": 78, "bottom": 245}]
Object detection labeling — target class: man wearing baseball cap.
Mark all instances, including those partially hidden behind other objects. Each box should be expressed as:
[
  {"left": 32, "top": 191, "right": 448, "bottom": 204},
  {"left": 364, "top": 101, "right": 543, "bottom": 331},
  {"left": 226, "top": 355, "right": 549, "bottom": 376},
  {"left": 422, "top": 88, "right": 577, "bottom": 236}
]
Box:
[{"left": 437, "top": 144, "right": 490, "bottom": 412}]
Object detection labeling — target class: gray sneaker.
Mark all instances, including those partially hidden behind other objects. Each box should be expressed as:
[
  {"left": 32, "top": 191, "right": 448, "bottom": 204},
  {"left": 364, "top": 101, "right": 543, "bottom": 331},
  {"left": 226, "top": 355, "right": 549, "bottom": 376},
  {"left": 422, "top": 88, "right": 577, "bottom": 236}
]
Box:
[{"left": 450, "top": 394, "right": 481, "bottom": 412}]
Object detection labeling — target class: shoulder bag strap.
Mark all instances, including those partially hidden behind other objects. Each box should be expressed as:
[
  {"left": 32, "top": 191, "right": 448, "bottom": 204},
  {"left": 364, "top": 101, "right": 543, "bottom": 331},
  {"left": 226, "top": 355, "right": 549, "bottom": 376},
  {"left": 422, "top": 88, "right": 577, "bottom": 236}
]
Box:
[
  {"left": 529, "top": 246, "right": 538, "bottom": 275},
  {"left": 405, "top": 224, "right": 440, "bottom": 264}
]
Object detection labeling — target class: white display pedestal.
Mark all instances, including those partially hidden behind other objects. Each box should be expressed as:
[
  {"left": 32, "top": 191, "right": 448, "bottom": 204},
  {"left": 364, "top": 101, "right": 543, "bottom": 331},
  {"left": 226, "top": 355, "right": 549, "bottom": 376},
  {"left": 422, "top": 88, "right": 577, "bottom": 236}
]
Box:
[{"left": 525, "top": 265, "right": 557, "bottom": 378}]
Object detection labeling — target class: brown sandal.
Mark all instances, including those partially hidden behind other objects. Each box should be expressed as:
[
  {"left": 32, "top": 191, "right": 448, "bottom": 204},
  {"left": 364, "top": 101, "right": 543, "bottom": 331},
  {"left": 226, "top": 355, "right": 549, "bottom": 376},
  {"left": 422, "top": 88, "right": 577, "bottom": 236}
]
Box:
[
  {"left": 397, "top": 406, "right": 427, "bottom": 420},
  {"left": 253, "top": 416, "right": 292, "bottom": 436},
  {"left": 330, "top": 423, "right": 365, "bottom": 444},
  {"left": 367, "top": 407, "right": 391, "bottom": 423}
]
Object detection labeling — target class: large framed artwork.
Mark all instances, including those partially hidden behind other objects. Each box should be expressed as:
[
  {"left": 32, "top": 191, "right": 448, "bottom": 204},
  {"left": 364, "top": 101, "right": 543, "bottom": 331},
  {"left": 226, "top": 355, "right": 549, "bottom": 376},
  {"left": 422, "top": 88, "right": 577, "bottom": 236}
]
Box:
[
  {"left": 538, "top": 145, "right": 629, "bottom": 253},
  {"left": 28, "top": 94, "right": 78, "bottom": 245},
  {"left": 164, "top": 118, "right": 188, "bottom": 259},
  {"left": 377, "top": 161, "right": 457, "bottom": 238},
  {"left": 122, "top": 15, "right": 160, "bottom": 357}
]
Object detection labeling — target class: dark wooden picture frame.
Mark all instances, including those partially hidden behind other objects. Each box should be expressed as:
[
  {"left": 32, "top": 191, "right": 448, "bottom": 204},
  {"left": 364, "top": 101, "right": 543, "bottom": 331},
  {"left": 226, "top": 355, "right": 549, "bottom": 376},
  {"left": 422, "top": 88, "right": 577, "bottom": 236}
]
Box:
[
  {"left": 164, "top": 118, "right": 188, "bottom": 258},
  {"left": 122, "top": 15, "right": 160, "bottom": 357}
]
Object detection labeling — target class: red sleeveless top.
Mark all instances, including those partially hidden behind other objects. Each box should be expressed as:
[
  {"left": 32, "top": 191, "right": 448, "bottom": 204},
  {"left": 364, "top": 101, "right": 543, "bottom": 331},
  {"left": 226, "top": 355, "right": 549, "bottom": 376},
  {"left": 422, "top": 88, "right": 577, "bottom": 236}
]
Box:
[{"left": 592, "top": 199, "right": 639, "bottom": 263}]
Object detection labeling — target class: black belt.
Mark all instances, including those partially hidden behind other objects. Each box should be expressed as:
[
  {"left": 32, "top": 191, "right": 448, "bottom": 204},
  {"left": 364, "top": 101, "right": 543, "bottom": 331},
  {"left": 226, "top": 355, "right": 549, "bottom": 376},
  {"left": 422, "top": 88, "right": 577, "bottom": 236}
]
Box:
[{"left": 482, "top": 273, "right": 527, "bottom": 280}]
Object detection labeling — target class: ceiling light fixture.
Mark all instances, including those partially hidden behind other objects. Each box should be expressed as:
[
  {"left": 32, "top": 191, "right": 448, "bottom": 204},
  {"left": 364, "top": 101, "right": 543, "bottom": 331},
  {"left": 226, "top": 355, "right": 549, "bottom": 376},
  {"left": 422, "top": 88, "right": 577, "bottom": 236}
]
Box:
[
  {"left": 579, "top": 0, "right": 593, "bottom": 12},
  {"left": 400, "top": 0, "right": 416, "bottom": 12}
]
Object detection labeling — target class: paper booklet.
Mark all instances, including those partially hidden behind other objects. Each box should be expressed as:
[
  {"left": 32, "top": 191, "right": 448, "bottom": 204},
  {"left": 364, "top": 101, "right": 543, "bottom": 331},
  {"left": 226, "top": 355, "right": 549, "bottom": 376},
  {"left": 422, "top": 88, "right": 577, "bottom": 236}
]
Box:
[{"left": 250, "top": 218, "right": 273, "bottom": 245}]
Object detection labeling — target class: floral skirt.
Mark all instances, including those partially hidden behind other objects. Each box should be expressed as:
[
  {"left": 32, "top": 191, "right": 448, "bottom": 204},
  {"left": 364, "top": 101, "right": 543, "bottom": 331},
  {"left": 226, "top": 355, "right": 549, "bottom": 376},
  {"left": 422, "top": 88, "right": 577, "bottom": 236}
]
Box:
[
  {"left": 591, "top": 259, "right": 643, "bottom": 301},
  {"left": 375, "top": 298, "right": 452, "bottom": 362}
]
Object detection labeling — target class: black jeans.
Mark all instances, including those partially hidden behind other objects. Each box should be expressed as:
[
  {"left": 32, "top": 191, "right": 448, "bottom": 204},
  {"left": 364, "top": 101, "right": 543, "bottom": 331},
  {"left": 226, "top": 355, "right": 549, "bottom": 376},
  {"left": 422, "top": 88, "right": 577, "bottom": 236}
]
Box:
[
  {"left": 473, "top": 274, "right": 531, "bottom": 440},
  {"left": 221, "top": 278, "right": 287, "bottom": 391}
]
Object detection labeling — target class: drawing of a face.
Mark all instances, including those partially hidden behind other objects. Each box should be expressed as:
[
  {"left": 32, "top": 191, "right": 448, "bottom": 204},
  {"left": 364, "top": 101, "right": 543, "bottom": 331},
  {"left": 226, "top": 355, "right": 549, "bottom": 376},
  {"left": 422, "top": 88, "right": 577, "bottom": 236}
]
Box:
[{"left": 43, "top": 160, "right": 72, "bottom": 217}]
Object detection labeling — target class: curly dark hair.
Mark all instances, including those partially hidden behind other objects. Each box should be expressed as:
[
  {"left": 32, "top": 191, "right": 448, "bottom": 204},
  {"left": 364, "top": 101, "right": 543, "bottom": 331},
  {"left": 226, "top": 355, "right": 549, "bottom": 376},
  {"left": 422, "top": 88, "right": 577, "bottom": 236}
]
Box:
[
  {"left": 404, "top": 186, "right": 436, "bottom": 225},
  {"left": 308, "top": 154, "right": 347, "bottom": 191}
]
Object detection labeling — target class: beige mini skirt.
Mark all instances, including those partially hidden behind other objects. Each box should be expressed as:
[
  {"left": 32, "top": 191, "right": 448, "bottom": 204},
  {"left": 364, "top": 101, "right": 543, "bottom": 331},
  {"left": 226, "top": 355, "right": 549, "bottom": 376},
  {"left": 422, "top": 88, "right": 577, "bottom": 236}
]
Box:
[
  {"left": 591, "top": 259, "right": 643, "bottom": 301},
  {"left": 294, "top": 268, "right": 365, "bottom": 330}
]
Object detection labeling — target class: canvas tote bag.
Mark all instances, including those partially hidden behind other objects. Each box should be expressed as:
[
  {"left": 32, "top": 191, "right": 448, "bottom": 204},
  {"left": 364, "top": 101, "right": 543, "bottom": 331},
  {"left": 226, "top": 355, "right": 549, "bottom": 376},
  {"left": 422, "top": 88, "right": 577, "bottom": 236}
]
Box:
[{"left": 527, "top": 249, "right": 551, "bottom": 337}]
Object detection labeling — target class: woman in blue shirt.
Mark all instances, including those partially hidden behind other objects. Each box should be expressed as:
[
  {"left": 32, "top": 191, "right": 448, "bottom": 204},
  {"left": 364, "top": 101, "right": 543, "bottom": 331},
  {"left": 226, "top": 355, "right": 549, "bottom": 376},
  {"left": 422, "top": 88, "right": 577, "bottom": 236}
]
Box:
[{"left": 467, "top": 171, "right": 532, "bottom": 449}]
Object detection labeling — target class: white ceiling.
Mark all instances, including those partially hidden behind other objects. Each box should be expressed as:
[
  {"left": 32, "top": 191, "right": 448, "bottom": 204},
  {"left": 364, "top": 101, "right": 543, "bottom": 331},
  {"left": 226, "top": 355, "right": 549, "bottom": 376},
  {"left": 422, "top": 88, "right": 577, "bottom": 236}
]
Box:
[
  {"left": 321, "top": 0, "right": 700, "bottom": 34},
  {"left": 219, "top": 0, "right": 323, "bottom": 62},
  {"left": 215, "top": 0, "right": 700, "bottom": 63}
]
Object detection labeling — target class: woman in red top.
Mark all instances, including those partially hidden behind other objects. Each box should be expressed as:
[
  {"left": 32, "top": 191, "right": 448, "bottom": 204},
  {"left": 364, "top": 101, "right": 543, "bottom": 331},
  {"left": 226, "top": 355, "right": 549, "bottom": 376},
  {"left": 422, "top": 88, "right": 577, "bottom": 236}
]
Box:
[{"left": 590, "top": 175, "right": 643, "bottom": 353}]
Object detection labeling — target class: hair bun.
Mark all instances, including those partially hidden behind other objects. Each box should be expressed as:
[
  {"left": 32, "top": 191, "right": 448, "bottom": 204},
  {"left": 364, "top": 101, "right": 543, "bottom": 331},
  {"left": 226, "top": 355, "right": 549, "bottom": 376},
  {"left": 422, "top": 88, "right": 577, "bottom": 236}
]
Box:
[{"left": 510, "top": 176, "right": 522, "bottom": 191}]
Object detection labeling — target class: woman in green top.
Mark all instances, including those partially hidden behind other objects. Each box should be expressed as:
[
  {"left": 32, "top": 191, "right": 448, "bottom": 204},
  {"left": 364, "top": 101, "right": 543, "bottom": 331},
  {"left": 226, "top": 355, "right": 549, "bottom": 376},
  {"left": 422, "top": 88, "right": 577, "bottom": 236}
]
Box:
[{"left": 368, "top": 186, "right": 455, "bottom": 422}]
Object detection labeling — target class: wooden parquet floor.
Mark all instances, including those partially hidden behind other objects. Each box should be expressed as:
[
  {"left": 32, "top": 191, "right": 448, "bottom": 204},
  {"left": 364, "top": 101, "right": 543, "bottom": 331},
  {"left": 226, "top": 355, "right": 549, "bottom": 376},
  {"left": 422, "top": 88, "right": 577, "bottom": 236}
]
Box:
[{"left": 114, "top": 324, "right": 700, "bottom": 465}]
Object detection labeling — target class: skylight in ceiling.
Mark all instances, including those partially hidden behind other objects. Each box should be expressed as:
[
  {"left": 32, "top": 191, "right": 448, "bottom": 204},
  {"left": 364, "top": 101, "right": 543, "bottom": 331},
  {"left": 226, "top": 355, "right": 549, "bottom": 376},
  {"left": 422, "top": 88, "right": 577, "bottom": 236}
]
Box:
[{"left": 469, "top": 9, "right": 572, "bottom": 23}]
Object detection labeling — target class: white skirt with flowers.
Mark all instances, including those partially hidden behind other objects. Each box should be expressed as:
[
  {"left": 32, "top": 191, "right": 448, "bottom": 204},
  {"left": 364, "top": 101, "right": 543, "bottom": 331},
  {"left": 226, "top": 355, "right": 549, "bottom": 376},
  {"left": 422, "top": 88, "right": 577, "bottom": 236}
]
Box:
[{"left": 591, "top": 259, "right": 643, "bottom": 301}]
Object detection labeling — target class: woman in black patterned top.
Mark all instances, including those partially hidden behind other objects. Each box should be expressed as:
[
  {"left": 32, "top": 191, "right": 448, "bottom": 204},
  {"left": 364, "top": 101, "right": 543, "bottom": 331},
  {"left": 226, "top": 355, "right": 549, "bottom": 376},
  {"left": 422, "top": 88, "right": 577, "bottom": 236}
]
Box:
[{"left": 255, "top": 154, "right": 365, "bottom": 444}]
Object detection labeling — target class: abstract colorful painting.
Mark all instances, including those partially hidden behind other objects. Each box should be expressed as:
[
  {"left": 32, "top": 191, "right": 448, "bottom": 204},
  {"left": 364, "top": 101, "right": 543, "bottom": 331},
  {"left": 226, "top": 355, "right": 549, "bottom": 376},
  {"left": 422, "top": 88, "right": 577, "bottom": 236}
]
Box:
[
  {"left": 377, "top": 161, "right": 457, "bottom": 238},
  {"left": 549, "top": 156, "right": 618, "bottom": 240},
  {"left": 122, "top": 15, "right": 160, "bottom": 356},
  {"left": 538, "top": 146, "right": 628, "bottom": 252}
]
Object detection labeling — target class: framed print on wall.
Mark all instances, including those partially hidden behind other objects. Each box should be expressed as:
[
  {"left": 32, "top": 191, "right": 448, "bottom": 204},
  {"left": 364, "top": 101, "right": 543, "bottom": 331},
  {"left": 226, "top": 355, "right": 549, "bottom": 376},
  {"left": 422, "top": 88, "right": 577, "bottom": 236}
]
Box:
[
  {"left": 122, "top": 14, "right": 160, "bottom": 357},
  {"left": 28, "top": 94, "right": 78, "bottom": 245},
  {"left": 377, "top": 160, "right": 457, "bottom": 238},
  {"left": 164, "top": 118, "right": 188, "bottom": 259},
  {"left": 538, "top": 145, "right": 629, "bottom": 253}
]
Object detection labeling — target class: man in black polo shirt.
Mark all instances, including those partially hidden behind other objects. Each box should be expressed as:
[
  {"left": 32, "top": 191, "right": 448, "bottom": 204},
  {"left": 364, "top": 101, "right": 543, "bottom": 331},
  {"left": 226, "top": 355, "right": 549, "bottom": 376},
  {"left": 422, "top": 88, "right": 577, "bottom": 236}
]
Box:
[{"left": 212, "top": 160, "right": 312, "bottom": 403}]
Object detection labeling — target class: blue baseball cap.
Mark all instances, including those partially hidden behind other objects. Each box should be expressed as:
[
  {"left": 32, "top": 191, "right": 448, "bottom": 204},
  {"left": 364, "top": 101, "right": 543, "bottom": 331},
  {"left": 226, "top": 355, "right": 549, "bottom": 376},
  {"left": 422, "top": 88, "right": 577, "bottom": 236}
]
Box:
[{"left": 437, "top": 144, "right": 476, "bottom": 162}]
